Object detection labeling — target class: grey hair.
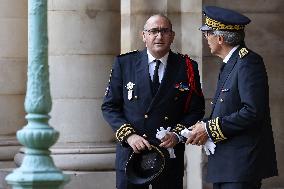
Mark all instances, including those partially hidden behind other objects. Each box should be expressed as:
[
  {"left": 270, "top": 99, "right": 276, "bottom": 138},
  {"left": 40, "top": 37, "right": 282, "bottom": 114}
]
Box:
[{"left": 213, "top": 30, "right": 245, "bottom": 46}]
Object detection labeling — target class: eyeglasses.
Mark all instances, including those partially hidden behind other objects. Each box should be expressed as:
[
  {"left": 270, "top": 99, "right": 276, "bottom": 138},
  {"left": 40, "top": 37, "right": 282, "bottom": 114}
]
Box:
[
  {"left": 144, "top": 28, "right": 173, "bottom": 36},
  {"left": 203, "top": 31, "right": 214, "bottom": 39}
]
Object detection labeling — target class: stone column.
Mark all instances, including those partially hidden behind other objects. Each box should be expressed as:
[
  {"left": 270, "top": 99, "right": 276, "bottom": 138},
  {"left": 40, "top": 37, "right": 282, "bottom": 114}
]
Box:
[
  {"left": 47, "top": 0, "right": 120, "bottom": 188},
  {"left": 0, "top": 1, "right": 27, "bottom": 188},
  {"left": 243, "top": 2, "right": 284, "bottom": 187},
  {"left": 173, "top": 1, "right": 204, "bottom": 189},
  {"left": 121, "top": 0, "right": 169, "bottom": 53}
]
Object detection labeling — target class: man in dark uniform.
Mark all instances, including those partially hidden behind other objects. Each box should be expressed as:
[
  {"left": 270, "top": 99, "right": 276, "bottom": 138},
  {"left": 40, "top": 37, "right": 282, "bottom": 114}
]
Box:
[
  {"left": 186, "top": 6, "right": 278, "bottom": 189},
  {"left": 101, "top": 14, "right": 205, "bottom": 189}
]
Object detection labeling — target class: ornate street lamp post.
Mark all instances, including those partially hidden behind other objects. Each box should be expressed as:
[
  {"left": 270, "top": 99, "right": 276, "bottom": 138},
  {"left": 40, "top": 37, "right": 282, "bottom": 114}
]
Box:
[{"left": 5, "top": 0, "right": 69, "bottom": 188}]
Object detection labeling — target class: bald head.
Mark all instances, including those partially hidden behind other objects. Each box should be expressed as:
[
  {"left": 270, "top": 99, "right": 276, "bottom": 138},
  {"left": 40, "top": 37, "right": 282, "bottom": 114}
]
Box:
[
  {"left": 142, "top": 14, "right": 175, "bottom": 59},
  {"left": 144, "top": 14, "right": 172, "bottom": 30}
]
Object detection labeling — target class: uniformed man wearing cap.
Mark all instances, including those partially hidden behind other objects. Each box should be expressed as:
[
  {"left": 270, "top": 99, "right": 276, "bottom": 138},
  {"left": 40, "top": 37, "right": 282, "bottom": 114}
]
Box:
[
  {"left": 185, "top": 6, "right": 278, "bottom": 189},
  {"left": 102, "top": 14, "right": 205, "bottom": 189}
]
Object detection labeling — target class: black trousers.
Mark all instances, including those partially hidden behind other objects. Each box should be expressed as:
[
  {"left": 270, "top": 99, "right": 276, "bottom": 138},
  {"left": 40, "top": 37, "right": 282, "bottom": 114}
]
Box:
[
  {"left": 213, "top": 180, "right": 262, "bottom": 189},
  {"left": 116, "top": 158, "right": 184, "bottom": 189}
]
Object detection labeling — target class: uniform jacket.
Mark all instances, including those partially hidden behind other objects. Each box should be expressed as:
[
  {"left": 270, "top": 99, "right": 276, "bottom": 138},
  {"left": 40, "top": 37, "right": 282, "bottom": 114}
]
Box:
[
  {"left": 101, "top": 48, "right": 205, "bottom": 170},
  {"left": 205, "top": 46, "right": 278, "bottom": 182}
]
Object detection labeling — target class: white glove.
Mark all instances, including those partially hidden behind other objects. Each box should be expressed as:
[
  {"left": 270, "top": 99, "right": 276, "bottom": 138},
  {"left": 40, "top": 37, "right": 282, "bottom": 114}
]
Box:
[
  {"left": 156, "top": 127, "right": 176, "bottom": 158},
  {"left": 203, "top": 139, "right": 216, "bottom": 155},
  {"left": 181, "top": 128, "right": 216, "bottom": 155},
  {"left": 156, "top": 127, "right": 170, "bottom": 140},
  {"left": 180, "top": 128, "right": 192, "bottom": 138}
]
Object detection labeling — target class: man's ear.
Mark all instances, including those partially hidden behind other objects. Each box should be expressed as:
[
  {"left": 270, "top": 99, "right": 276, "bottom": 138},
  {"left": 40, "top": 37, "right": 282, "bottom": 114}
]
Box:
[
  {"left": 218, "top": 35, "right": 224, "bottom": 45},
  {"left": 142, "top": 31, "right": 146, "bottom": 42},
  {"left": 170, "top": 31, "right": 175, "bottom": 43}
]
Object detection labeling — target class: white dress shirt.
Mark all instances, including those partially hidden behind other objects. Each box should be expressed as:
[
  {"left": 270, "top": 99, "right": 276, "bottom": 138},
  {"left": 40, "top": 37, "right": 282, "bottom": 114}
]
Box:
[
  {"left": 147, "top": 50, "right": 168, "bottom": 82},
  {"left": 223, "top": 45, "right": 240, "bottom": 63}
]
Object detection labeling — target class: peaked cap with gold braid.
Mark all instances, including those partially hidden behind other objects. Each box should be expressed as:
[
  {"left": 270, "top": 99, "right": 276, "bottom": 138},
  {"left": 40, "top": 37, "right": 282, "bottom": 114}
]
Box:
[{"left": 199, "top": 6, "right": 251, "bottom": 31}]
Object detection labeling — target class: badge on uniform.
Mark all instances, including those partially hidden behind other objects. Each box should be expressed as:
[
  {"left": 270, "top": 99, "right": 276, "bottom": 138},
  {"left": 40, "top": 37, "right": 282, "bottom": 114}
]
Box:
[
  {"left": 126, "top": 82, "right": 135, "bottom": 100},
  {"left": 221, "top": 88, "right": 230, "bottom": 92},
  {"left": 174, "top": 82, "right": 190, "bottom": 91}
]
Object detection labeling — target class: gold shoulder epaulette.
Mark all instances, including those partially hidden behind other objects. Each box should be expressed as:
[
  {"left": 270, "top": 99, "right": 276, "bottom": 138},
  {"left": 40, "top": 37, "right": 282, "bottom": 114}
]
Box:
[
  {"left": 239, "top": 47, "right": 249, "bottom": 58},
  {"left": 178, "top": 53, "right": 192, "bottom": 61},
  {"left": 119, "top": 50, "right": 139, "bottom": 57},
  {"left": 178, "top": 52, "right": 190, "bottom": 58},
  {"left": 177, "top": 52, "right": 185, "bottom": 57}
]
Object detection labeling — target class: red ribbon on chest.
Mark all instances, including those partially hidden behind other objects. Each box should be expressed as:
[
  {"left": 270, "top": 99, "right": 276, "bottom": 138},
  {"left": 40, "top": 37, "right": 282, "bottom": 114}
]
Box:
[{"left": 184, "top": 54, "right": 203, "bottom": 112}]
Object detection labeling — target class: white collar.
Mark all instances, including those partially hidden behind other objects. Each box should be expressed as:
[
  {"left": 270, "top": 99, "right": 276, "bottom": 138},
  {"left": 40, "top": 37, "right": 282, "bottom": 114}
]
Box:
[
  {"left": 223, "top": 45, "right": 240, "bottom": 63},
  {"left": 147, "top": 50, "right": 169, "bottom": 66}
]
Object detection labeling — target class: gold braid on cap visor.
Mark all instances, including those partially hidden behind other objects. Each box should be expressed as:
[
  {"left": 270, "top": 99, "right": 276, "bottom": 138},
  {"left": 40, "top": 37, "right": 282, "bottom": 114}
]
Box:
[{"left": 205, "top": 16, "right": 245, "bottom": 31}]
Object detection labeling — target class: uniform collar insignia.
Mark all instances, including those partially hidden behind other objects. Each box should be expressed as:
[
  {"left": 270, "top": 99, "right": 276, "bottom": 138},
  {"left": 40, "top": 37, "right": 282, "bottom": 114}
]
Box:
[{"left": 239, "top": 47, "right": 249, "bottom": 58}]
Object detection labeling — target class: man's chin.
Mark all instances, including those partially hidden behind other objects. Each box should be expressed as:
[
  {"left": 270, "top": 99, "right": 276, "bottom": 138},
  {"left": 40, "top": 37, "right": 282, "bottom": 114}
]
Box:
[
  {"left": 153, "top": 46, "right": 167, "bottom": 52},
  {"left": 151, "top": 50, "right": 168, "bottom": 58}
]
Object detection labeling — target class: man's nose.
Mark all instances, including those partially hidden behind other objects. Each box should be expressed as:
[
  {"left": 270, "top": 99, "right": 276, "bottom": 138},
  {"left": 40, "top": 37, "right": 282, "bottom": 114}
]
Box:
[{"left": 156, "top": 32, "right": 163, "bottom": 38}]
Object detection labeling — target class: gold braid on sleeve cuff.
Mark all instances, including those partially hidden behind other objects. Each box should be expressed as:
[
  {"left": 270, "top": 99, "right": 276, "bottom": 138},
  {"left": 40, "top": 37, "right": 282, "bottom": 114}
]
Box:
[
  {"left": 115, "top": 124, "right": 135, "bottom": 143},
  {"left": 172, "top": 124, "right": 187, "bottom": 135},
  {"left": 206, "top": 117, "right": 227, "bottom": 143}
]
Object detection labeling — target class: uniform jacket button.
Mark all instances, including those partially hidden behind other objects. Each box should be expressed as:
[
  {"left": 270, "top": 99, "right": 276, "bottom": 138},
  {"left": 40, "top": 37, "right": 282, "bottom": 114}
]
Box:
[
  {"left": 210, "top": 101, "right": 213, "bottom": 105},
  {"left": 164, "top": 116, "right": 169, "bottom": 121},
  {"left": 144, "top": 114, "right": 148, "bottom": 119},
  {"left": 220, "top": 98, "right": 224, "bottom": 102}
]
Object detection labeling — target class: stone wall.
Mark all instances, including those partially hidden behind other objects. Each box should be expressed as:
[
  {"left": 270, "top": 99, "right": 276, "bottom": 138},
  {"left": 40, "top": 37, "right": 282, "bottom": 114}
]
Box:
[
  {"left": 0, "top": 1, "right": 283, "bottom": 189},
  {"left": 48, "top": 0, "right": 120, "bottom": 188},
  {"left": 0, "top": 0, "right": 27, "bottom": 170}
]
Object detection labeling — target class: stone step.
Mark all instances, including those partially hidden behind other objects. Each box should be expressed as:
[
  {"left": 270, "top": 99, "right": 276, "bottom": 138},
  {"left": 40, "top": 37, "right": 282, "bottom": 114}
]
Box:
[
  {"left": 0, "top": 169, "right": 116, "bottom": 189},
  {"left": 65, "top": 171, "right": 116, "bottom": 189}
]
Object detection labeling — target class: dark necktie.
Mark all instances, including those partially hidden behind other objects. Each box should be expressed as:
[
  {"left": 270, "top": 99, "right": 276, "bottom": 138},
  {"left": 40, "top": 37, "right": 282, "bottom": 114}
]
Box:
[
  {"left": 220, "top": 63, "right": 226, "bottom": 72},
  {"left": 152, "top": 59, "right": 161, "bottom": 95},
  {"left": 218, "top": 62, "right": 226, "bottom": 79}
]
